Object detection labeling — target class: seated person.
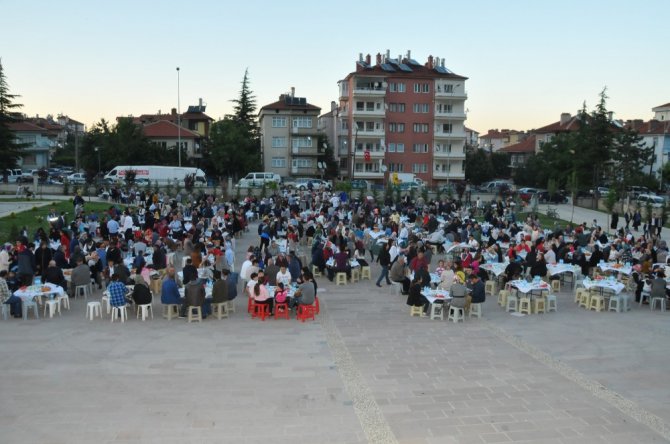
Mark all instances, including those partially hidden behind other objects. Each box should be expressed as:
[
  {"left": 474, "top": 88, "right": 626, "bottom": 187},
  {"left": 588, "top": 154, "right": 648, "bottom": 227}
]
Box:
[
  {"left": 292, "top": 270, "right": 315, "bottom": 308},
  {"left": 405, "top": 274, "right": 429, "bottom": 315},
  {"left": 449, "top": 272, "right": 468, "bottom": 308},
  {"left": 107, "top": 273, "right": 129, "bottom": 308},
  {"left": 160, "top": 267, "right": 183, "bottom": 307},
  {"left": 274, "top": 282, "right": 290, "bottom": 308},
  {"left": 211, "top": 270, "right": 229, "bottom": 304},
  {"left": 183, "top": 278, "right": 207, "bottom": 318},
  {"left": 390, "top": 255, "right": 410, "bottom": 294},
  {"left": 44, "top": 260, "right": 67, "bottom": 289},
  {"left": 252, "top": 281, "right": 273, "bottom": 315},
  {"left": 182, "top": 258, "right": 198, "bottom": 285},
  {"left": 69, "top": 257, "right": 91, "bottom": 296},
  {"left": 328, "top": 249, "right": 350, "bottom": 281},
  {"left": 131, "top": 274, "right": 153, "bottom": 305}
]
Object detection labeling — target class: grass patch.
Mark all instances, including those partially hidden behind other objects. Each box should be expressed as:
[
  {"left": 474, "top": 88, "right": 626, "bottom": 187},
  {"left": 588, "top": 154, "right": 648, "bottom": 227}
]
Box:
[
  {"left": 517, "top": 211, "right": 572, "bottom": 229},
  {"left": 0, "top": 200, "right": 115, "bottom": 243}
]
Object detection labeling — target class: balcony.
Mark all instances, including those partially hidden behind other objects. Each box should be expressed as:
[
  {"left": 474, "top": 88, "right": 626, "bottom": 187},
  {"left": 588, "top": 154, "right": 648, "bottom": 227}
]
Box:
[
  {"left": 352, "top": 87, "right": 386, "bottom": 97},
  {"left": 433, "top": 149, "right": 465, "bottom": 159},
  {"left": 435, "top": 91, "right": 467, "bottom": 100},
  {"left": 434, "top": 130, "right": 466, "bottom": 140},
  {"left": 355, "top": 128, "right": 385, "bottom": 138},
  {"left": 434, "top": 111, "right": 467, "bottom": 120},
  {"left": 291, "top": 146, "right": 322, "bottom": 156},
  {"left": 352, "top": 107, "right": 385, "bottom": 117},
  {"left": 433, "top": 169, "right": 465, "bottom": 180},
  {"left": 354, "top": 148, "right": 385, "bottom": 158},
  {"left": 353, "top": 170, "right": 384, "bottom": 179}
]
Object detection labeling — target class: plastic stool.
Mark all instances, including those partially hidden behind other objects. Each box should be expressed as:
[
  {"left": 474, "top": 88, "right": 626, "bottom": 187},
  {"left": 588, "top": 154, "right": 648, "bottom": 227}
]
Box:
[
  {"left": 620, "top": 294, "right": 631, "bottom": 312},
  {"left": 252, "top": 303, "right": 269, "bottom": 320},
  {"left": 101, "top": 294, "right": 110, "bottom": 313},
  {"left": 86, "top": 301, "right": 101, "bottom": 320},
  {"left": 296, "top": 304, "right": 316, "bottom": 322},
  {"left": 575, "top": 288, "right": 587, "bottom": 304},
  {"left": 578, "top": 291, "right": 591, "bottom": 308},
  {"left": 187, "top": 306, "right": 202, "bottom": 322},
  {"left": 360, "top": 266, "right": 371, "bottom": 280},
  {"left": 390, "top": 282, "right": 403, "bottom": 296},
  {"left": 519, "top": 297, "right": 532, "bottom": 315},
  {"left": 469, "top": 303, "right": 482, "bottom": 319},
  {"left": 59, "top": 294, "right": 70, "bottom": 310},
  {"left": 314, "top": 296, "right": 320, "bottom": 315},
  {"left": 136, "top": 303, "right": 153, "bottom": 321},
  {"left": 311, "top": 265, "right": 322, "bottom": 277},
  {"left": 498, "top": 290, "right": 510, "bottom": 307},
  {"left": 534, "top": 297, "right": 546, "bottom": 314},
  {"left": 110, "top": 305, "right": 128, "bottom": 323},
  {"left": 274, "top": 302, "right": 289, "bottom": 319},
  {"left": 429, "top": 303, "right": 444, "bottom": 320},
  {"left": 211, "top": 302, "right": 228, "bottom": 319},
  {"left": 608, "top": 295, "right": 622, "bottom": 313},
  {"left": 335, "top": 272, "right": 347, "bottom": 286},
  {"left": 22, "top": 299, "right": 40, "bottom": 320},
  {"left": 1, "top": 304, "right": 9, "bottom": 320},
  {"left": 162, "top": 304, "right": 180, "bottom": 320},
  {"left": 650, "top": 297, "right": 666, "bottom": 312},
  {"left": 506, "top": 294, "right": 518, "bottom": 312},
  {"left": 448, "top": 306, "right": 465, "bottom": 323},
  {"left": 589, "top": 295, "right": 605, "bottom": 312},
  {"left": 409, "top": 306, "right": 423, "bottom": 317},
  {"left": 546, "top": 294, "right": 557, "bottom": 312},
  {"left": 44, "top": 299, "right": 61, "bottom": 318},
  {"left": 485, "top": 280, "right": 496, "bottom": 297},
  {"left": 226, "top": 300, "right": 236, "bottom": 314},
  {"left": 551, "top": 280, "right": 561, "bottom": 293},
  {"left": 351, "top": 268, "right": 360, "bottom": 283},
  {"left": 74, "top": 284, "right": 92, "bottom": 301}
]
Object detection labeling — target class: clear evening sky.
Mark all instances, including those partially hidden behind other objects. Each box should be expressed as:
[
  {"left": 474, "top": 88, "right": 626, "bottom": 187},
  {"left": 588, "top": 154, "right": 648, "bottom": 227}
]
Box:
[{"left": 2, "top": 0, "right": 668, "bottom": 134}]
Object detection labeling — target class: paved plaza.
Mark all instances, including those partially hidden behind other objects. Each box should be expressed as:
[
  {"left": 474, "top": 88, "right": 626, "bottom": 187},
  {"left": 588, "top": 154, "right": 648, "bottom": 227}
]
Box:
[{"left": 1, "top": 221, "right": 670, "bottom": 443}]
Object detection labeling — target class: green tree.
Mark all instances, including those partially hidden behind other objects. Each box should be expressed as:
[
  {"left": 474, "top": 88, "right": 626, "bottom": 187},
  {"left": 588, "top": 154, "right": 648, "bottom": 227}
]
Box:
[
  {"left": 464, "top": 148, "right": 494, "bottom": 185},
  {"left": 0, "top": 59, "right": 25, "bottom": 169},
  {"left": 490, "top": 151, "right": 511, "bottom": 179},
  {"left": 209, "top": 70, "right": 261, "bottom": 179},
  {"left": 609, "top": 127, "right": 653, "bottom": 196}
]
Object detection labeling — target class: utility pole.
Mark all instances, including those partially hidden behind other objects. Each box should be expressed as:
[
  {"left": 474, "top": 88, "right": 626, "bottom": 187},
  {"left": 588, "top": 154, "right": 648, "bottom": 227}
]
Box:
[
  {"left": 177, "top": 67, "right": 181, "bottom": 167},
  {"left": 74, "top": 131, "right": 79, "bottom": 171}
]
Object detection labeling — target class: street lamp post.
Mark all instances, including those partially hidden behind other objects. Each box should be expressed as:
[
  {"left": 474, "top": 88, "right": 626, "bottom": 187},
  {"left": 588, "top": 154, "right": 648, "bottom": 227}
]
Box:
[
  {"left": 176, "top": 67, "right": 182, "bottom": 167},
  {"left": 94, "top": 147, "right": 101, "bottom": 177}
]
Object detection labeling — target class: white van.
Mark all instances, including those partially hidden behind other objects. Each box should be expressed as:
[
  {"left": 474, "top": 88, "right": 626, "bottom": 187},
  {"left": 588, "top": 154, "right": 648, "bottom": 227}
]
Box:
[
  {"left": 235, "top": 172, "right": 282, "bottom": 188},
  {"left": 3, "top": 169, "right": 23, "bottom": 183},
  {"left": 637, "top": 194, "right": 665, "bottom": 208},
  {"left": 104, "top": 165, "right": 206, "bottom": 186}
]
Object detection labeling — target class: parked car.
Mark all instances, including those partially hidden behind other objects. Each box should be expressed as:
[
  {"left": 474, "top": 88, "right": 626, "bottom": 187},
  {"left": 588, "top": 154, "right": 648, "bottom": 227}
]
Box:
[
  {"left": 536, "top": 190, "right": 569, "bottom": 204},
  {"left": 637, "top": 194, "right": 665, "bottom": 208},
  {"left": 350, "top": 179, "right": 368, "bottom": 190},
  {"left": 397, "top": 182, "right": 422, "bottom": 191},
  {"left": 518, "top": 187, "right": 541, "bottom": 201},
  {"left": 66, "top": 173, "right": 87, "bottom": 184},
  {"left": 480, "top": 180, "right": 516, "bottom": 193},
  {"left": 294, "top": 178, "right": 331, "bottom": 191},
  {"left": 627, "top": 186, "right": 651, "bottom": 199}
]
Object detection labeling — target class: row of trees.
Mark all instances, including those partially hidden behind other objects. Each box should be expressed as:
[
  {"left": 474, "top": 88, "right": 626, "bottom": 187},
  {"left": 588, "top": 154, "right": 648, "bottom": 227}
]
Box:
[{"left": 0, "top": 59, "right": 25, "bottom": 170}]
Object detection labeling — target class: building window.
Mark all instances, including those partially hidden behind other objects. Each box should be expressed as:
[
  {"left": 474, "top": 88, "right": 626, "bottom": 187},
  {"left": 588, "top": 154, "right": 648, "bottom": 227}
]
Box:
[
  {"left": 388, "top": 103, "right": 406, "bottom": 112},
  {"left": 445, "top": 84, "right": 454, "bottom": 93},
  {"left": 292, "top": 158, "right": 313, "bottom": 168},
  {"left": 412, "top": 123, "right": 429, "bottom": 133},
  {"left": 412, "top": 144, "right": 429, "bottom": 153},
  {"left": 413, "top": 103, "right": 429, "bottom": 113},
  {"left": 412, "top": 163, "right": 427, "bottom": 173},
  {"left": 272, "top": 137, "right": 287, "bottom": 148},
  {"left": 339, "top": 158, "right": 348, "bottom": 169},
  {"left": 389, "top": 123, "right": 405, "bottom": 133},
  {"left": 271, "top": 157, "right": 286, "bottom": 168},
  {"left": 389, "top": 82, "right": 406, "bottom": 93},
  {"left": 413, "top": 83, "right": 430, "bottom": 93},
  {"left": 436, "top": 143, "right": 452, "bottom": 153},
  {"left": 292, "top": 117, "right": 312, "bottom": 128},
  {"left": 436, "top": 103, "right": 453, "bottom": 113},
  {"left": 292, "top": 137, "right": 313, "bottom": 149},
  {"left": 396, "top": 143, "right": 405, "bottom": 153},
  {"left": 272, "top": 116, "right": 287, "bottom": 127},
  {"left": 388, "top": 143, "right": 396, "bottom": 153},
  {"left": 440, "top": 123, "right": 453, "bottom": 133}
]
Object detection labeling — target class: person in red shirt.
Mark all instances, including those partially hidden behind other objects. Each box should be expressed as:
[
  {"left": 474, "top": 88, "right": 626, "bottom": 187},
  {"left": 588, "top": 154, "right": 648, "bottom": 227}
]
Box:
[{"left": 409, "top": 250, "right": 428, "bottom": 273}]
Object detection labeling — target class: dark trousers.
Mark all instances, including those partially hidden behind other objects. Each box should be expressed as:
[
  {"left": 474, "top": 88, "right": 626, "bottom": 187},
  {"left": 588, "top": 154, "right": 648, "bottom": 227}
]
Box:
[
  {"left": 393, "top": 277, "right": 410, "bottom": 293},
  {"left": 376, "top": 265, "right": 391, "bottom": 285},
  {"left": 5, "top": 296, "right": 22, "bottom": 316}
]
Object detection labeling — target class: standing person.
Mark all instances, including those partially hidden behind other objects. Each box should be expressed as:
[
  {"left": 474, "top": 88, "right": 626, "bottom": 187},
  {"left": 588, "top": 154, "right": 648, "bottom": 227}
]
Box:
[
  {"left": 624, "top": 210, "right": 632, "bottom": 230},
  {"left": 34, "top": 241, "right": 53, "bottom": 280},
  {"left": 610, "top": 210, "right": 619, "bottom": 233},
  {"left": 375, "top": 242, "right": 392, "bottom": 288},
  {"left": 16, "top": 243, "right": 36, "bottom": 286},
  {"left": 468, "top": 274, "right": 486, "bottom": 312},
  {"left": 633, "top": 210, "right": 641, "bottom": 231}
]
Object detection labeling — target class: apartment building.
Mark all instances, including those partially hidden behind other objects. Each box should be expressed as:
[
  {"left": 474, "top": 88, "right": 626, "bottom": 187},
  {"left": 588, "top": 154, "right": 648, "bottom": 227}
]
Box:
[
  {"left": 337, "top": 50, "right": 468, "bottom": 186},
  {"left": 259, "top": 90, "right": 322, "bottom": 178}
]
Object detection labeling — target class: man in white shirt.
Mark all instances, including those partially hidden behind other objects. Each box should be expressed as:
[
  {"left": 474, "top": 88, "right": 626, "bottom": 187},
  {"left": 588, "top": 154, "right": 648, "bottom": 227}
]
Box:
[
  {"left": 240, "top": 256, "right": 254, "bottom": 282},
  {"left": 276, "top": 265, "right": 291, "bottom": 287}
]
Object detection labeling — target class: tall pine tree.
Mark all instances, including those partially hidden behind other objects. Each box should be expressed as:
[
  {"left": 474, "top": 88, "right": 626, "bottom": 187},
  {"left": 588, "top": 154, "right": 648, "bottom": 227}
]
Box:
[{"left": 0, "top": 59, "right": 25, "bottom": 170}]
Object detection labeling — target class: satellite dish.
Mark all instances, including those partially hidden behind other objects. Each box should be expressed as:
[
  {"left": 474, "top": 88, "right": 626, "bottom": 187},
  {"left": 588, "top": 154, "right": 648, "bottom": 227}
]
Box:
[
  {"left": 381, "top": 165, "right": 388, "bottom": 173},
  {"left": 319, "top": 162, "right": 325, "bottom": 169}
]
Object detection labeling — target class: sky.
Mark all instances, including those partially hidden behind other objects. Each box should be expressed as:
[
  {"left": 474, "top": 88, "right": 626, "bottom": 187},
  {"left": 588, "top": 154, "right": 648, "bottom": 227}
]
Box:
[{"left": 2, "top": 0, "right": 669, "bottom": 134}]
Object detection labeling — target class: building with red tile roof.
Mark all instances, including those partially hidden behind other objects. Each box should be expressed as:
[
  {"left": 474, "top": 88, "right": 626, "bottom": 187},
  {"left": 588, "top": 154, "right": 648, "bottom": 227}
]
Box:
[{"left": 499, "top": 135, "right": 536, "bottom": 168}]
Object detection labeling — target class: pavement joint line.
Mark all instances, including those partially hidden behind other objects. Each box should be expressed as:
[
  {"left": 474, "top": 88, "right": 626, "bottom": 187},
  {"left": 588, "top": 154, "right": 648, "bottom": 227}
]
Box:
[
  {"left": 484, "top": 321, "right": 670, "bottom": 441},
  {"left": 319, "top": 298, "right": 399, "bottom": 444}
]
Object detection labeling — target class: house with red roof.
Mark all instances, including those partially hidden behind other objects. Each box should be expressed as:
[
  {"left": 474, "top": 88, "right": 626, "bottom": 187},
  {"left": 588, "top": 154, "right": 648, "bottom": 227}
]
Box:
[
  {"left": 479, "top": 129, "right": 525, "bottom": 152},
  {"left": 141, "top": 120, "right": 201, "bottom": 157},
  {"left": 499, "top": 135, "right": 536, "bottom": 168},
  {"left": 625, "top": 116, "right": 670, "bottom": 179}
]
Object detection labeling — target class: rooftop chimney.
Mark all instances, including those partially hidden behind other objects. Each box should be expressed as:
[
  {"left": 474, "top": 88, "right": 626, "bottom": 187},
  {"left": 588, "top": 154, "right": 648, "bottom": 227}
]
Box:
[
  {"left": 331, "top": 101, "right": 337, "bottom": 112},
  {"left": 171, "top": 108, "right": 176, "bottom": 115},
  {"left": 199, "top": 98, "right": 203, "bottom": 107},
  {"left": 560, "top": 113, "right": 571, "bottom": 125},
  {"left": 427, "top": 55, "right": 434, "bottom": 68},
  {"left": 291, "top": 87, "right": 295, "bottom": 98},
  {"left": 359, "top": 53, "right": 363, "bottom": 62},
  {"left": 385, "top": 49, "right": 390, "bottom": 62},
  {"left": 365, "top": 54, "right": 371, "bottom": 65},
  {"left": 406, "top": 50, "right": 411, "bottom": 60},
  {"left": 435, "top": 57, "right": 440, "bottom": 68},
  {"left": 376, "top": 53, "right": 382, "bottom": 65}
]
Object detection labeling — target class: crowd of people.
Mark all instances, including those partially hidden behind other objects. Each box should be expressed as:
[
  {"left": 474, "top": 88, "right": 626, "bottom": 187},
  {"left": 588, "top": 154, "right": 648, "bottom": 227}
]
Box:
[{"left": 2, "top": 184, "right": 669, "bottom": 320}]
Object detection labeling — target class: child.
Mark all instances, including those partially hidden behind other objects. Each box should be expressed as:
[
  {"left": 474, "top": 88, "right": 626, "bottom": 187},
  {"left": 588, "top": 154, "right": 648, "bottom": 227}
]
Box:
[{"left": 274, "top": 283, "right": 289, "bottom": 311}]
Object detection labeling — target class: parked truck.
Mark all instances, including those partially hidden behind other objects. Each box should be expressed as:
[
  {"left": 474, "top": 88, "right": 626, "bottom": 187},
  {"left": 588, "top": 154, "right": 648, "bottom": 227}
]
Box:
[
  {"left": 391, "top": 173, "right": 425, "bottom": 189},
  {"left": 104, "top": 165, "right": 206, "bottom": 186}
]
